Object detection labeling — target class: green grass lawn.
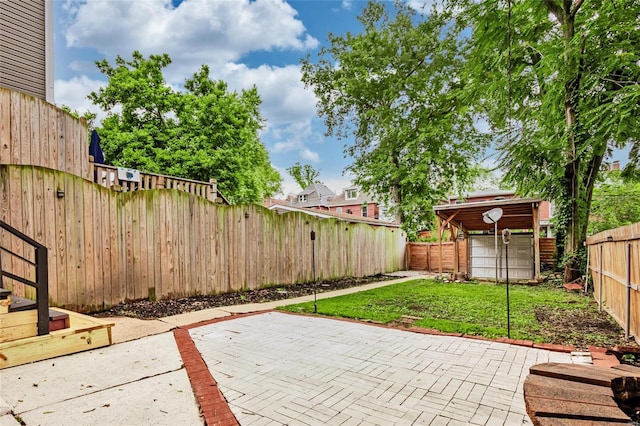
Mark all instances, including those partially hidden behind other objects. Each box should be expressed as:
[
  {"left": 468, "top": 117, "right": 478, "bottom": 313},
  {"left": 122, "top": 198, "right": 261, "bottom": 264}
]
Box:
[{"left": 278, "top": 279, "right": 623, "bottom": 346}]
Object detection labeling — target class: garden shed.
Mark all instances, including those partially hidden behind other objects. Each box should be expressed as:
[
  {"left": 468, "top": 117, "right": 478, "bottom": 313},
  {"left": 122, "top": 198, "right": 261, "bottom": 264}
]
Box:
[{"left": 433, "top": 198, "right": 543, "bottom": 281}]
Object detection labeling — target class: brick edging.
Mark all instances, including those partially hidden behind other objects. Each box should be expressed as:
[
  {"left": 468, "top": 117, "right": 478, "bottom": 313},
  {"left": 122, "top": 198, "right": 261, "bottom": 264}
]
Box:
[
  {"left": 173, "top": 328, "right": 239, "bottom": 426},
  {"left": 172, "top": 311, "right": 271, "bottom": 426}
]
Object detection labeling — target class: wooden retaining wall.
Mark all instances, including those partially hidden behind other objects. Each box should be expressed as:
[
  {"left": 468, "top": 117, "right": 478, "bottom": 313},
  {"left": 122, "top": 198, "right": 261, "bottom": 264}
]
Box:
[
  {"left": 0, "top": 165, "right": 406, "bottom": 312},
  {"left": 587, "top": 223, "right": 640, "bottom": 341}
]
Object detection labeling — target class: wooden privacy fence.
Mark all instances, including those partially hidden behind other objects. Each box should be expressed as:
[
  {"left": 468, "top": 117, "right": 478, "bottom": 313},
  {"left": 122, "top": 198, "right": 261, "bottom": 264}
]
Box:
[
  {"left": 0, "top": 87, "right": 227, "bottom": 203},
  {"left": 586, "top": 222, "right": 640, "bottom": 342},
  {"left": 0, "top": 165, "right": 406, "bottom": 312},
  {"left": 0, "top": 88, "right": 91, "bottom": 180},
  {"left": 539, "top": 237, "right": 556, "bottom": 268},
  {"left": 407, "top": 241, "right": 468, "bottom": 274}
]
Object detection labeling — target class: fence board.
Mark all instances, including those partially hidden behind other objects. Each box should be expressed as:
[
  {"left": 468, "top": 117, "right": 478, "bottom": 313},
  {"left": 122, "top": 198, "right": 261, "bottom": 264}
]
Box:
[
  {"left": 83, "top": 179, "right": 95, "bottom": 308},
  {"left": 0, "top": 89, "right": 9, "bottom": 164},
  {"left": 21, "top": 167, "right": 36, "bottom": 300},
  {"left": 588, "top": 223, "right": 640, "bottom": 342},
  {"left": 9, "top": 167, "right": 25, "bottom": 296},
  {"left": 9, "top": 91, "right": 20, "bottom": 165},
  {"left": 64, "top": 173, "right": 77, "bottom": 309}
]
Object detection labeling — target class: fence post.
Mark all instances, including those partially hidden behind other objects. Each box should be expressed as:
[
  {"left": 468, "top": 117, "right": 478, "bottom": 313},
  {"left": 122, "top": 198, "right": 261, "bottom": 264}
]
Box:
[
  {"left": 626, "top": 243, "right": 632, "bottom": 340},
  {"left": 599, "top": 244, "right": 603, "bottom": 311},
  {"left": 209, "top": 178, "right": 217, "bottom": 203},
  {"left": 584, "top": 245, "right": 590, "bottom": 292},
  {"left": 36, "top": 245, "right": 49, "bottom": 336}
]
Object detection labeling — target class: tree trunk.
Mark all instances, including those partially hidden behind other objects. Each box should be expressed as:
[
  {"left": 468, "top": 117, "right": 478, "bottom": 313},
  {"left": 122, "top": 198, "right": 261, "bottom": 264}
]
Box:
[{"left": 559, "top": 5, "right": 584, "bottom": 282}]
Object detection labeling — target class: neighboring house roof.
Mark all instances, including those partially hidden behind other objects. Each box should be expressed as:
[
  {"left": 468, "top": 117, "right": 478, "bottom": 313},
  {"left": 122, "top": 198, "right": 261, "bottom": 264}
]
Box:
[
  {"left": 298, "top": 183, "right": 335, "bottom": 197},
  {"left": 268, "top": 204, "right": 400, "bottom": 228},
  {"left": 264, "top": 197, "right": 289, "bottom": 207},
  {"left": 329, "top": 187, "right": 378, "bottom": 207},
  {"left": 291, "top": 183, "right": 337, "bottom": 208}
]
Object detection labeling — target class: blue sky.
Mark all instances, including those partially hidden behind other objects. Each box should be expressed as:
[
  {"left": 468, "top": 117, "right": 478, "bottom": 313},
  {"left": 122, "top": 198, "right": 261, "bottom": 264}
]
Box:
[
  {"left": 53, "top": 0, "right": 374, "bottom": 197},
  {"left": 53, "top": 0, "right": 630, "bottom": 199}
]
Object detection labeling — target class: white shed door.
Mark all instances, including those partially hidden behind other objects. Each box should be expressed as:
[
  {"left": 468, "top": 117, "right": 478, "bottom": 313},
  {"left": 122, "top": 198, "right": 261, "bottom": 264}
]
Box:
[{"left": 470, "top": 235, "right": 533, "bottom": 280}]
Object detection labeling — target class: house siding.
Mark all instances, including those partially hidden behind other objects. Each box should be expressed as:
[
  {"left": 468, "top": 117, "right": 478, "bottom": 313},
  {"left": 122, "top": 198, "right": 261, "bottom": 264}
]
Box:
[
  {"left": 0, "top": 1, "right": 48, "bottom": 100},
  {"left": 329, "top": 203, "right": 380, "bottom": 219}
]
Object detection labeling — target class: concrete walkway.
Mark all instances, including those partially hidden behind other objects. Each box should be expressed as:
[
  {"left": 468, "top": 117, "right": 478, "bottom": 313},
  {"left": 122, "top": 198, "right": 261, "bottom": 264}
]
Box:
[{"left": 0, "top": 273, "right": 597, "bottom": 425}]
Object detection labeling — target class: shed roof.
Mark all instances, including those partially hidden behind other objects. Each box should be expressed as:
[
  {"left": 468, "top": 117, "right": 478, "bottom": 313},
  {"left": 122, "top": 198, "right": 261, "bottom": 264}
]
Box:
[{"left": 433, "top": 198, "right": 542, "bottom": 232}]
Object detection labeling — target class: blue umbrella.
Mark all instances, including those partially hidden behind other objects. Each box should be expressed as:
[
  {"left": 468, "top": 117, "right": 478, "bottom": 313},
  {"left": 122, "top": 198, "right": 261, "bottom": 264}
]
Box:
[{"left": 89, "top": 129, "right": 105, "bottom": 164}]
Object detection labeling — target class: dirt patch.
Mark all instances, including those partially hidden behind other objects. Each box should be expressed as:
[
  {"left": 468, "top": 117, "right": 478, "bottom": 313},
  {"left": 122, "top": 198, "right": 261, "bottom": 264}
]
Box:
[
  {"left": 93, "top": 274, "right": 395, "bottom": 320},
  {"left": 534, "top": 306, "right": 640, "bottom": 350}
]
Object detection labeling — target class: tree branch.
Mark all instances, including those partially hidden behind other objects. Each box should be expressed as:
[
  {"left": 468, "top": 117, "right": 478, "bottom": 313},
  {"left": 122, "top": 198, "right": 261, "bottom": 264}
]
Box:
[
  {"left": 404, "top": 58, "right": 426, "bottom": 80},
  {"left": 571, "top": 0, "right": 586, "bottom": 18},
  {"left": 543, "top": 0, "right": 565, "bottom": 24}
]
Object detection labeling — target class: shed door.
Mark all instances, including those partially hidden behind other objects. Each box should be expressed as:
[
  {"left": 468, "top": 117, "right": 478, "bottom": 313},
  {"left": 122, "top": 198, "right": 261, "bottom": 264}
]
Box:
[{"left": 470, "top": 234, "right": 533, "bottom": 280}]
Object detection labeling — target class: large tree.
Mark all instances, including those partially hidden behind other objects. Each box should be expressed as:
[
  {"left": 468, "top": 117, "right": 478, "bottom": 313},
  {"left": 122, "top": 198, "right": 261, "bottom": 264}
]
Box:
[
  {"left": 461, "top": 0, "right": 640, "bottom": 279},
  {"left": 89, "top": 51, "right": 281, "bottom": 204},
  {"left": 301, "top": 1, "right": 487, "bottom": 236},
  {"left": 286, "top": 162, "right": 321, "bottom": 190}
]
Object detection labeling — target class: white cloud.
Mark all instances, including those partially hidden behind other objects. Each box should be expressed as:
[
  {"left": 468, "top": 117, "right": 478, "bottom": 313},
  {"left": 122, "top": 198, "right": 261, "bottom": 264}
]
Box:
[
  {"left": 269, "top": 121, "right": 322, "bottom": 165},
  {"left": 220, "top": 63, "right": 317, "bottom": 127},
  {"left": 54, "top": 75, "right": 105, "bottom": 118},
  {"left": 62, "top": 0, "right": 318, "bottom": 83},
  {"left": 300, "top": 148, "right": 320, "bottom": 163}
]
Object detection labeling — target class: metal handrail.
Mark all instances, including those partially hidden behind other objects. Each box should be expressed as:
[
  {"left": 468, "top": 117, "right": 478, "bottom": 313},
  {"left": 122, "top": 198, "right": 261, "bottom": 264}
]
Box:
[{"left": 0, "top": 220, "right": 49, "bottom": 335}]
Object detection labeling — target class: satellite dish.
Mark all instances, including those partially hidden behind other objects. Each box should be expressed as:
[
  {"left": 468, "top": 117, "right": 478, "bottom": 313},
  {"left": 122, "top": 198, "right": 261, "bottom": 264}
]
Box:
[{"left": 482, "top": 207, "right": 503, "bottom": 224}]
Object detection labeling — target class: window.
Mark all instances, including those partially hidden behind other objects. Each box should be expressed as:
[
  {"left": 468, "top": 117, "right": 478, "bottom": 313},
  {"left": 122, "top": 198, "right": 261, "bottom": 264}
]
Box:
[
  {"left": 336, "top": 207, "right": 342, "bottom": 213},
  {"left": 298, "top": 194, "right": 307, "bottom": 203},
  {"left": 345, "top": 189, "right": 358, "bottom": 200},
  {"left": 346, "top": 209, "right": 352, "bottom": 214},
  {"left": 362, "top": 205, "right": 367, "bottom": 217}
]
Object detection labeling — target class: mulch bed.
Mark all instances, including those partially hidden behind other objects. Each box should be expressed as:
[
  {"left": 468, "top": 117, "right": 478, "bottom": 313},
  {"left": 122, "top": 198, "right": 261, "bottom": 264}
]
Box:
[{"left": 93, "top": 274, "right": 395, "bottom": 320}]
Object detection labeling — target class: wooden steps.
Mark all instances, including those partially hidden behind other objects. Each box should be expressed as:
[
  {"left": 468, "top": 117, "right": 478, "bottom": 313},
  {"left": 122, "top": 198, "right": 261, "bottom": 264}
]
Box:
[
  {"left": 5, "top": 294, "right": 37, "bottom": 312},
  {"left": 0, "top": 286, "right": 71, "bottom": 343},
  {"left": 524, "top": 362, "right": 640, "bottom": 425},
  {"left": 0, "top": 287, "right": 37, "bottom": 313},
  {"left": 0, "top": 308, "right": 114, "bottom": 369}
]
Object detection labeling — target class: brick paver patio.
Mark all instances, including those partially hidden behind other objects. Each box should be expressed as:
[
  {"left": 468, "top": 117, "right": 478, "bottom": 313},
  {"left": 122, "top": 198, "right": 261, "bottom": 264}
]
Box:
[{"left": 190, "top": 312, "right": 573, "bottom": 425}]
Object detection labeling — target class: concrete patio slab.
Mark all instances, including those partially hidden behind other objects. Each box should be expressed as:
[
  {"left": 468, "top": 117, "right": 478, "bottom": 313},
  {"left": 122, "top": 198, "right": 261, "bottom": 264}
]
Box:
[
  {"left": 0, "top": 333, "right": 201, "bottom": 425},
  {"left": 107, "top": 317, "right": 175, "bottom": 343},
  {"left": 15, "top": 369, "right": 198, "bottom": 426},
  {"left": 160, "top": 307, "right": 232, "bottom": 328}
]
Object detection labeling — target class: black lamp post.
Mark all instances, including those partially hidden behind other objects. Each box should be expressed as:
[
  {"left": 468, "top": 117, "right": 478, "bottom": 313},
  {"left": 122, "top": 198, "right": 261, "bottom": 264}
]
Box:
[{"left": 311, "top": 230, "right": 316, "bottom": 313}]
